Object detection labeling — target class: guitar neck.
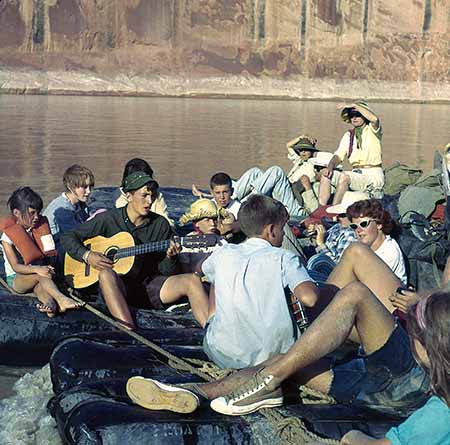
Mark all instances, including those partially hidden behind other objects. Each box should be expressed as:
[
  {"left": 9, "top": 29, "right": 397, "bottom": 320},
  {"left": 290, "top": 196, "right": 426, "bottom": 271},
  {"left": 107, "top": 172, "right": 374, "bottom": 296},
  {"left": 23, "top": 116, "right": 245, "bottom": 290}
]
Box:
[{"left": 115, "top": 238, "right": 179, "bottom": 260}]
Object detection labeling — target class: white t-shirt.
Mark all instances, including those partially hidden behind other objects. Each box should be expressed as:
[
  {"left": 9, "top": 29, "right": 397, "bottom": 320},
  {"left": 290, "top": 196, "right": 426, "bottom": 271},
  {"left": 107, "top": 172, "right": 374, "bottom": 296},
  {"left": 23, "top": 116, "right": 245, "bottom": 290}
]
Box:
[{"left": 375, "top": 236, "right": 407, "bottom": 285}]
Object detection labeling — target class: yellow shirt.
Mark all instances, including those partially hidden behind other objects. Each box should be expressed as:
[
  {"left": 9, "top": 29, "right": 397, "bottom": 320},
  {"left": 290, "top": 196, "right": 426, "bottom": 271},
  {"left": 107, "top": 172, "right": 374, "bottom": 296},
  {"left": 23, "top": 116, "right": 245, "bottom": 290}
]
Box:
[{"left": 334, "top": 123, "right": 382, "bottom": 168}]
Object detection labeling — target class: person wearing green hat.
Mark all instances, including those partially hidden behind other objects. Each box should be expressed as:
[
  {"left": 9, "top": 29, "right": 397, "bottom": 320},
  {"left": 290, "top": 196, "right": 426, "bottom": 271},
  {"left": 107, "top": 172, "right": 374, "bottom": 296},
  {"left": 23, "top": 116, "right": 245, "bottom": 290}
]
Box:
[
  {"left": 61, "top": 171, "right": 181, "bottom": 330},
  {"left": 318, "top": 101, "right": 384, "bottom": 207}
]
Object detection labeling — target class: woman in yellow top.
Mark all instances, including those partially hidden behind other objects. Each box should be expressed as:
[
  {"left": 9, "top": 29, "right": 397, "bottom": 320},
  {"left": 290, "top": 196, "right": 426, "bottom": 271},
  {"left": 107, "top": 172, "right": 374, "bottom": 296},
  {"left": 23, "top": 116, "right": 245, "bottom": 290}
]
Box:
[{"left": 319, "top": 101, "right": 384, "bottom": 206}]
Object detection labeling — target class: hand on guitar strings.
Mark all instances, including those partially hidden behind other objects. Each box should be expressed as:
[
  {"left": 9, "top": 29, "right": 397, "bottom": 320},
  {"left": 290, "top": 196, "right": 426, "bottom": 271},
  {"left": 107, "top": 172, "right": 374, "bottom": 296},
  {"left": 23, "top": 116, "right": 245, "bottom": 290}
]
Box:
[
  {"left": 87, "top": 251, "right": 114, "bottom": 271},
  {"left": 166, "top": 239, "right": 182, "bottom": 259}
]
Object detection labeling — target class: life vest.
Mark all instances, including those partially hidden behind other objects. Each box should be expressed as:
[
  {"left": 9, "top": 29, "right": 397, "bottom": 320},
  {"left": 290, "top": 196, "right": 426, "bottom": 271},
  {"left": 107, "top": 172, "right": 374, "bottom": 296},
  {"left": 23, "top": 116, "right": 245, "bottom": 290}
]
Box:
[{"left": 0, "top": 215, "right": 57, "bottom": 265}]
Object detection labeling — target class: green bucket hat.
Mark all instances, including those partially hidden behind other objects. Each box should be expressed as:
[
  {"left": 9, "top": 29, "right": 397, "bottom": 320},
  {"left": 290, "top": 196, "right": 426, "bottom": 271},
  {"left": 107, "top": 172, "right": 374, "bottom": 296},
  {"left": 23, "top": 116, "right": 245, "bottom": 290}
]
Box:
[
  {"left": 341, "top": 101, "right": 375, "bottom": 123},
  {"left": 286, "top": 135, "right": 319, "bottom": 153},
  {"left": 123, "top": 171, "right": 158, "bottom": 193}
]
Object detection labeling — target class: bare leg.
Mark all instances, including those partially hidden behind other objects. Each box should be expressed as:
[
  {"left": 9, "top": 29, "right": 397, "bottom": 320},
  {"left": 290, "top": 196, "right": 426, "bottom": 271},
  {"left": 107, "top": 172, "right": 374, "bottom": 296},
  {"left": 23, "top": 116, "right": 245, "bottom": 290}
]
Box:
[
  {"left": 262, "top": 281, "right": 395, "bottom": 387},
  {"left": 37, "top": 276, "right": 82, "bottom": 312},
  {"left": 208, "top": 285, "right": 216, "bottom": 320},
  {"left": 160, "top": 274, "right": 209, "bottom": 327},
  {"left": 99, "top": 269, "right": 135, "bottom": 329},
  {"left": 326, "top": 242, "right": 401, "bottom": 312},
  {"left": 318, "top": 175, "right": 332, "bottom": 206},
  {"left": 13, "top": 274, "right": 57, "bottom": 316},
  {"left": 332, "top": 174, "right": 350, "bottom": 205}
]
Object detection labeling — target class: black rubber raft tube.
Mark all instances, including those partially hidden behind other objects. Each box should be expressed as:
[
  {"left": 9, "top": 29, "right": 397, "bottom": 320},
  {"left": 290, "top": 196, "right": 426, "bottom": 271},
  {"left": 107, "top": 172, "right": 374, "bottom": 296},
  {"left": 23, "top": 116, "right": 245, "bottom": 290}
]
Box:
[{"left": 48, "top": 332, "right": 402, "bottom": 444}]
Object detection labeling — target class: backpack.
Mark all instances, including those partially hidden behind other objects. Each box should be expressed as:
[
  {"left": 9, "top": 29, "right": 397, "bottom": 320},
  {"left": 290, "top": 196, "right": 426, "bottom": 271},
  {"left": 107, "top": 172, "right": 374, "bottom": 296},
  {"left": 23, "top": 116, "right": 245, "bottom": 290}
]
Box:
[
  {"left": 383, "top": 162, "right": 423, "bottom": 196},
  {"left": 398, "top": 211, "right": 450, "bottom": 290}
]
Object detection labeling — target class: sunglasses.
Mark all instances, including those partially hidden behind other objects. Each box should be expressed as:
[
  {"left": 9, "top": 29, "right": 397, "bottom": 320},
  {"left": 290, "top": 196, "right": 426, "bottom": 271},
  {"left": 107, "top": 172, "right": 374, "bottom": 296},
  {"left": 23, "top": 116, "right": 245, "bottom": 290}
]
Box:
[
  {"left": 349, "top": 219, "right": 376, "bottom": 230},
  {"left": 348, "top": 111, "right": 363, "bottom": 119}
]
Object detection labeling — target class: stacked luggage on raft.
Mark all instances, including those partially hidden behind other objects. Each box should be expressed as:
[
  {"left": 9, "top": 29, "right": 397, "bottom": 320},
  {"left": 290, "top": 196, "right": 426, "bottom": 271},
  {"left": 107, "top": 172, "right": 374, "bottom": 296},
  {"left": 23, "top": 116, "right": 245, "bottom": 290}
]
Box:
[{"left": 48, "top": 331, "right": 403, "bottom": 444}]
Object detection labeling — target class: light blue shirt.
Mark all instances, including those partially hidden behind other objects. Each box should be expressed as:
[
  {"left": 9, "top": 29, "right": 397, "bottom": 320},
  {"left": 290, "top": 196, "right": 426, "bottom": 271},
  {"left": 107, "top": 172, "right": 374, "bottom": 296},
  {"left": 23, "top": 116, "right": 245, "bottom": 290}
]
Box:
[
  {"left": 43, "top": 193, "right": 89, "bottom": 242},
  {"left": 386, "top": 396, "right": 450, "bottom": 445},
  {"left": 202, "top": 237, "right": 312, "bottom": 369}
]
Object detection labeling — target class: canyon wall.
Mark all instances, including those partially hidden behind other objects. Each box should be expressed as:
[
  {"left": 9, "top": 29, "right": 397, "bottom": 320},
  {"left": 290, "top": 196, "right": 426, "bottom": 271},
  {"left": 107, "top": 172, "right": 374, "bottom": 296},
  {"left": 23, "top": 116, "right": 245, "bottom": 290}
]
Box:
[{"left": 1, "top": 0, "right": 450, "bottom": 100}]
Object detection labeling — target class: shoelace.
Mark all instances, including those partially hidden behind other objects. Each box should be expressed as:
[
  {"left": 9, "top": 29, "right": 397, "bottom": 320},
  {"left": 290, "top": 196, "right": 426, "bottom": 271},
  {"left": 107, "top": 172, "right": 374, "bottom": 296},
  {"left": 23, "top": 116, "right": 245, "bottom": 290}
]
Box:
[{"left": 225, "top": 374, "right": 270, "bottom": 403}]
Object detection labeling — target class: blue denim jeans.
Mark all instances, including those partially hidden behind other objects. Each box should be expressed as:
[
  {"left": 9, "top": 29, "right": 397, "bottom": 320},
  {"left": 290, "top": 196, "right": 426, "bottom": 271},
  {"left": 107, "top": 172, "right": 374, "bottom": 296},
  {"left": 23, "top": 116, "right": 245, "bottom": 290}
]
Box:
[{"left": 329, "top": 324, "right": 430, "bottom": 417}]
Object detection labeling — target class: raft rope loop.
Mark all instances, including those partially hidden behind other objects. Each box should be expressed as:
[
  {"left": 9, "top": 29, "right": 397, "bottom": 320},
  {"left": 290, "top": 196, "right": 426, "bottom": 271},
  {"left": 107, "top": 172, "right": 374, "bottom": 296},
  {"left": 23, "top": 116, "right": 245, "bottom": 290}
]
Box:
[{"left": 0, "top": 277, "right": 338, "bottom": 445}]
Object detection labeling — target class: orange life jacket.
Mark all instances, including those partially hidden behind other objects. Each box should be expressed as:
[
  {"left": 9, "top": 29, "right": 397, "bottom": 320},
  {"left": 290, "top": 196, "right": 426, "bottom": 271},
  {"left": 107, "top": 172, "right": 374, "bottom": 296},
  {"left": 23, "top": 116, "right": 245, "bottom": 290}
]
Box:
[{"left": 0, "top": 215, "right": 57, "bottom": 265}]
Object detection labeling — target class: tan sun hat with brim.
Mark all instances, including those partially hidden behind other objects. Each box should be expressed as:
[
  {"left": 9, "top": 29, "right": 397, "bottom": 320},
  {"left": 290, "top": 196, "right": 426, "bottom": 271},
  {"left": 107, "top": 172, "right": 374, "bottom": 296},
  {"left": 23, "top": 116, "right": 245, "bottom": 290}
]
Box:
[
  {"left": 308, "top": 151, "right": 343, "bottom": 170},
  {"left": 179, "top": 198, "right": 230, "bottom": 226},
  {"left": 341, "top": 101, "right": 375, "bottom": 123},
  {"left": 286, "top": 135, "right": 319, "bottom": 153},
  {"left": 326, "top": 191, "right": 370, "bottom": 215}
]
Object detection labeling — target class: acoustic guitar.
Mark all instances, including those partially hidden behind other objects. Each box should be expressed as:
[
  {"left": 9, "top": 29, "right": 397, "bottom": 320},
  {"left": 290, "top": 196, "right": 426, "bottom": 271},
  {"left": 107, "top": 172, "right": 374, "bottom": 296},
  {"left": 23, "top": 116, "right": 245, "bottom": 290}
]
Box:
[{"left": 64, "top": 232, "right": 220, "bottom": 289}]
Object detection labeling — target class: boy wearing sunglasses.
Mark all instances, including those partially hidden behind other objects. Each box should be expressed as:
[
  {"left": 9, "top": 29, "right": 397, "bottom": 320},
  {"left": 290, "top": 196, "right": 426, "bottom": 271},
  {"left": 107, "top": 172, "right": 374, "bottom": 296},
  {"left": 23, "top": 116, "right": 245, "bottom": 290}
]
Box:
[{"left": 318, "top": 101, "right": 384, "bottom": 207}]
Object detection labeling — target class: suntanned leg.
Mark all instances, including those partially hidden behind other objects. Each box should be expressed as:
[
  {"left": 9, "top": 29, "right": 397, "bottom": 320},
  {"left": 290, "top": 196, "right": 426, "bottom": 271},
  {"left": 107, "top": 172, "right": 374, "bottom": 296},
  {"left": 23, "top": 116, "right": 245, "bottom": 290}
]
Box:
[
  {"left": 37, "top": 276, "right": 81, "bottom": 313},
  {"left": 160, "top": 274, "right": 209, "bottom": 328},
  {"left": 326, "top": 242, "right": 401, "bottom": 312},
  {"left": 262, "top": 282, "right": 395, "bottom": 386},
  {"left": 99, "top": 269, "right": 135, "bottom": 329},
  {"left": 13, "top": 274, "right": 57, "bottom": 316},
  {"left": 318, "top": 176, "right": 332, "bottom": 206}
]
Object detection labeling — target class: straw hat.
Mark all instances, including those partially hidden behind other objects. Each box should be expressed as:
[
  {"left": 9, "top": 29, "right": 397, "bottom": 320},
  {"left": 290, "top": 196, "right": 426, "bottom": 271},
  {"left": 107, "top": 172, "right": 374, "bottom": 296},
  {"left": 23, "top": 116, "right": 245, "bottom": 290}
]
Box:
[
  {"left": 179, "top": 199, "right": 229, "bottom": 226},
  {"left": 341, "top": 101, "right": 375, "bottom": 123},
  {"left": 308, "top": 151, "right": 342, "bottom": 169},
  {"left": 326, "top": 191, "right": 369, "bottom": 215}
]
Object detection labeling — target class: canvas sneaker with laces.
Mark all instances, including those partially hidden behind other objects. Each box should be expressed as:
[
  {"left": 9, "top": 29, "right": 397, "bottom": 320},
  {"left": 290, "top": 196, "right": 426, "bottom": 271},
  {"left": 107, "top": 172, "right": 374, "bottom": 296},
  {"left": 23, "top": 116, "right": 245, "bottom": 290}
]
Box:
[
  {"left": 126, "top": 377, "right": 200, "bottom": 414},
  {"left": 210, "top": 370, "right": 283, "bottom": 416}
]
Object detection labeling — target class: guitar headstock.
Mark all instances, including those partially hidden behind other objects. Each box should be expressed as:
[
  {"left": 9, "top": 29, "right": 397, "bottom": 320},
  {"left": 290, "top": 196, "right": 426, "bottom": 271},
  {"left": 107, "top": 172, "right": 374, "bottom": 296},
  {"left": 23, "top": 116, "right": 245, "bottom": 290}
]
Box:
[{"left": 181, "top": 234, "right": 222, "bottom": 248}]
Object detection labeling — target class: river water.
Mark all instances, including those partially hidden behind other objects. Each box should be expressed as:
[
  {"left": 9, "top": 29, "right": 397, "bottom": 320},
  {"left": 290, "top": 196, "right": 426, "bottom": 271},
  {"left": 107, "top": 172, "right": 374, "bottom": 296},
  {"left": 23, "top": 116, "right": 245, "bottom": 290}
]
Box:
[
  {"left": 1, "top": 95, "right": 450, "bottom": 209},
  {"left": 0, "top": 95, "right": 449, "bottom": 441}
]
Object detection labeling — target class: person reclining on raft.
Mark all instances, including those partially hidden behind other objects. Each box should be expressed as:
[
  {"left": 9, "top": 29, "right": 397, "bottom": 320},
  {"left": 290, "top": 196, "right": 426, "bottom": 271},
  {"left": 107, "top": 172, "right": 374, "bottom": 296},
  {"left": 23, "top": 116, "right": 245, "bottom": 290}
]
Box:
[
  {"left": 0, "top": 187, "right": 81, "bottom": 317},
  {"left": 193, "top": 136, "right": 339, "bottom": 218},
  {"left": 318, "top": 101, "right": 384, "bottom": 206},
  {"left": 126, "top": 231, "right": 423, "bottom": 401},
  {"left": 61, "top": 172, "right": 183, "bottom": 330},
  {"left": 126, "top": 275, "right": 450, "bottom": 445},
  {"left": 115, "top": 158, "right": 174, "bottom": 226},
  {"left": 43, "top": 164, "right": 95, "bottom": 246}
]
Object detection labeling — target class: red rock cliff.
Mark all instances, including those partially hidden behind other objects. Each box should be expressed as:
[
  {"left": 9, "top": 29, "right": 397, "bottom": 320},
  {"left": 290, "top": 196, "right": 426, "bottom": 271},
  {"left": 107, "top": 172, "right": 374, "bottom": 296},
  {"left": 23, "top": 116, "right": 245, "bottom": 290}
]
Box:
[{"left": 0, "top": 0, "right": 449, "bottom": 100}]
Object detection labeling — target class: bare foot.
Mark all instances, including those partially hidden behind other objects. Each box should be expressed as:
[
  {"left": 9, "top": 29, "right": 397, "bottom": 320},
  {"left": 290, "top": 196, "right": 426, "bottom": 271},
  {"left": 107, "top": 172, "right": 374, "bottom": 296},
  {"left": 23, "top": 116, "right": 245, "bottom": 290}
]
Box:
[
  {"left": 192, "top": 184, "right": 204, "bottom": 198},
  {"left": 55, "top": 295, "right": 83, "bottom": 313},
  {"left": 36, "top": 300, "right": 58, "bottom": 318}
]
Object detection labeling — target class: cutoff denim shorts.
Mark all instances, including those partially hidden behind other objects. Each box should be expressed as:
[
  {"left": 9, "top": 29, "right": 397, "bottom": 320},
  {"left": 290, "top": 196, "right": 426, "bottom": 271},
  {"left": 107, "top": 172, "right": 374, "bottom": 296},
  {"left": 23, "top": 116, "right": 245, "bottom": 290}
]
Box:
[{"left": 329, "top": 324, "right": 430, "bottom": 417}]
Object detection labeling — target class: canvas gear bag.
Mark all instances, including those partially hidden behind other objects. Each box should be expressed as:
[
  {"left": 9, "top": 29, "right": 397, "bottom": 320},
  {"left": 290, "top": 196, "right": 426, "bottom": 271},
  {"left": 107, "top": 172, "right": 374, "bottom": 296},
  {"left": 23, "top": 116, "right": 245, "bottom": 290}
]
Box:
[
  {"left": 383, "top": 162, "right": 423, "bottom": 196},
  {"left": 398, "top": 211, "right": 450, "bottom": 290}
]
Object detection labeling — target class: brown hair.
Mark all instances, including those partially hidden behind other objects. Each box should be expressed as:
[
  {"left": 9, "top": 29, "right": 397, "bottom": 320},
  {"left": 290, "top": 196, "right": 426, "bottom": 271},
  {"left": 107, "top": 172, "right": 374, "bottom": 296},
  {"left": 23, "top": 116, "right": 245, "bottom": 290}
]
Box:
[
  {"left": 238, "top": 194, "right": 288, "bottom": 238},
  {"left": 63, "top": 165, "right": 95, "bottom": 191},
  {"left": 407, "top": 291, "right": 450, "bottom": 406},
  {"left": 346, "top": 198, "right": 395, "bottom": 235}
]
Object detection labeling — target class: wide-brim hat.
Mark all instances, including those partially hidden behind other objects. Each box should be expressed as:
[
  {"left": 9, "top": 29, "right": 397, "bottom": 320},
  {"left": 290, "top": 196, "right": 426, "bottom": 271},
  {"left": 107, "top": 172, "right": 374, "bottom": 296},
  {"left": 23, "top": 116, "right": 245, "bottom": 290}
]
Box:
[
  {"left": 341, "top": 101, "right": 375, "bottom": 123},
  {"left": 308, "top": 151, "right": 342, "bottom": 170},
  {"left": 326, "top": 191, "right": 369, "bottom": 215},
  {"left": 123, "top": 171, "right": 158, "bottom": 193},
  {"left": 286, "top": 135, "right": 319, "bottom": 153},
  {"left": 179, "top": 198, "right": 229, "bottom": 226}
]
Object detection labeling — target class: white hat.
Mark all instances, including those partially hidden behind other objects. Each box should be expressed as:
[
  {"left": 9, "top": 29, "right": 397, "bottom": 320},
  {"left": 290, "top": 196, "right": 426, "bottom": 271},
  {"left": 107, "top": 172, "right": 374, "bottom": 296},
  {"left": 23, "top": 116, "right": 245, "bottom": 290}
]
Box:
[
  {"left": 326, "top": 191, "right": 370, "bottom": 215},
  {"left": 308, "top": 151, "right": 342, "bottom": 169}
]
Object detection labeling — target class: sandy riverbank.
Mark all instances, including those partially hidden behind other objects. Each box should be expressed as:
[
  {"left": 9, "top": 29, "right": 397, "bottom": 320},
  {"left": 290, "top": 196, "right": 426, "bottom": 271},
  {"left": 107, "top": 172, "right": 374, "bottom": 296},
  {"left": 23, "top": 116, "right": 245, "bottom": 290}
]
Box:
[{"left": 2, "top": 69, "right": 450, "bottom": 103}]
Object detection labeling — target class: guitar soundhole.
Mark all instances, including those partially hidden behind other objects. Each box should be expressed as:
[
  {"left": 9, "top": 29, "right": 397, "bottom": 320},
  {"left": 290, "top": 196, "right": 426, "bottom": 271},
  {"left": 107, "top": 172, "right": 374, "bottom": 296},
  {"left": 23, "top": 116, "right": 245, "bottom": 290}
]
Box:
[{"left": 105, "top": 246, "right": 119, "bottom": 263}]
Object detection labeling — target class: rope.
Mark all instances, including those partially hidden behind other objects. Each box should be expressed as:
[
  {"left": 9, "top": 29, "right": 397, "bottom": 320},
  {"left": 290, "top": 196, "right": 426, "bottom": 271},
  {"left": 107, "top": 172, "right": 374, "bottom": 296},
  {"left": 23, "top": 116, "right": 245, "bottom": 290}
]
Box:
[
  {"left": 299, "top": 385, "right": 336, "bottom": 405},
  {"left": 0, "top": 277, "right": 338, "bottom": 444}
]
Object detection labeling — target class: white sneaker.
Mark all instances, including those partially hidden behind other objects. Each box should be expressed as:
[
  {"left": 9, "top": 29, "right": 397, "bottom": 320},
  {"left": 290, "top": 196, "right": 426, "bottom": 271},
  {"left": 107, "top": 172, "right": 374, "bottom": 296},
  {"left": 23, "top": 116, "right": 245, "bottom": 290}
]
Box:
[
  {"left": 210, "top": 371, "right": 283, "bottom": 416},
  {"left": 126, "top": 377, "right": 200, "bottom": 414}
]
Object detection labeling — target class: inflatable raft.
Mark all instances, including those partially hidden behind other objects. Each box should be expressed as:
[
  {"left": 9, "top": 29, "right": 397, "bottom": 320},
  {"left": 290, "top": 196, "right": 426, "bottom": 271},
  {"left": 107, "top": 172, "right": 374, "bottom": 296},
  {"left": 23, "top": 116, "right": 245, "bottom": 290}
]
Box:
[{"left": 48, "top": 332, "right": 402, "bottom": 444}]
